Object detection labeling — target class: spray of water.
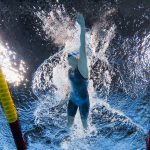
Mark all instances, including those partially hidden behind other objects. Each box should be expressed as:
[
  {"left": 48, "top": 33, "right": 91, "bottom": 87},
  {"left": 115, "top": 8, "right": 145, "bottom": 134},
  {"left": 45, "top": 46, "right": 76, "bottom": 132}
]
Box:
[
  {"left": 31, "top": 5, "right": 147, "bottom": 150},
  {"left": 109, "top": 31, "right": 150, "bottom": 98}
]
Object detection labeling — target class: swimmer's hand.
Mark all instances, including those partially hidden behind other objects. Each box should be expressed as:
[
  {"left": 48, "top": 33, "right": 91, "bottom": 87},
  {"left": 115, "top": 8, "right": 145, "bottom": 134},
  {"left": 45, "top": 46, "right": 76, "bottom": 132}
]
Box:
[{"left": 76, "top": 13, "right": 85, "bottom": 27}]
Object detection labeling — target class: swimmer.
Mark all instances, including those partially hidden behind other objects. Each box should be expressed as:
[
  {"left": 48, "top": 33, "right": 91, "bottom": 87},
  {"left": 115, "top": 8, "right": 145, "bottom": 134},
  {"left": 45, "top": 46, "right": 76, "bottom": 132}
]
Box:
[{"left": 67, "top": 13, "right": 90, "bottom": 129}]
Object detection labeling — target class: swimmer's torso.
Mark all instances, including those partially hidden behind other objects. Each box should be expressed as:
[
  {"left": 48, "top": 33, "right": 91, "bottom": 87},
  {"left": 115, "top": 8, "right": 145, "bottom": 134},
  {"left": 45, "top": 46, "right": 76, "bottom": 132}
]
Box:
[{"left": 68, "top": 68, "right": 89, "bottom": 103}]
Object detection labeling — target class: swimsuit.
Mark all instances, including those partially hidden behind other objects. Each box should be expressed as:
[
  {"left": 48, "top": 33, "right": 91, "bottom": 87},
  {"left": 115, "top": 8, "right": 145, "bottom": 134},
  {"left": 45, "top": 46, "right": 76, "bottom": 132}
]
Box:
[{"left": 67, "top": 68, "right": 90, "bottom": 119}]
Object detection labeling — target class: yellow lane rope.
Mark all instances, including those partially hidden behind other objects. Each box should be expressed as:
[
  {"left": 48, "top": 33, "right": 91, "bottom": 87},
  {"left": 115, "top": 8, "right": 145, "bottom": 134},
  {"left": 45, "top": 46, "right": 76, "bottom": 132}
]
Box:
[{"left": 0, "top": 68, "right": 18, "bottom": 123}]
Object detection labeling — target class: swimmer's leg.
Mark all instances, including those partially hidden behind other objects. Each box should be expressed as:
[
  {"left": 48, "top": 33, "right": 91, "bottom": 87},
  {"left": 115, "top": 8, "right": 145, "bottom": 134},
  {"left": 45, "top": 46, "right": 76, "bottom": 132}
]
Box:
[
  {"left": 67, "top": 99, "right": 78, "bottom": 128},
  {"left": 79, "top": 99, "right": 90, "bottom": 129}
]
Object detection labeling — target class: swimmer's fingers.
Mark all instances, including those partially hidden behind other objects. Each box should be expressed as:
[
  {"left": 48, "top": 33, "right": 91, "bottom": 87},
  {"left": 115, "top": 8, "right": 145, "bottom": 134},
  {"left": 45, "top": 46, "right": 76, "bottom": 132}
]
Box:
[{"left": 76, "top": 13, "right": 85, "bottom": 26}]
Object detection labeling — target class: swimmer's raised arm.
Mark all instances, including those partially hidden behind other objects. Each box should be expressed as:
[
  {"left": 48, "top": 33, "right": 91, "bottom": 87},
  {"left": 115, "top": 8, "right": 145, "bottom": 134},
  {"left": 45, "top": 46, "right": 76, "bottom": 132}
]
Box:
[{"left": 76, "top": 13, "right": 88, "bottom": 78}]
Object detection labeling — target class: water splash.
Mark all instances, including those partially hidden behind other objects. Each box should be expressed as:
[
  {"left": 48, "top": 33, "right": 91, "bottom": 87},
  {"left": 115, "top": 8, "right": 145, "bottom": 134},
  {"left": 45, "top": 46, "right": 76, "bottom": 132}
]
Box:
[
  {"left": 36, "top": 6, "right": 80, "bottom": 52},
  {"left": 0, "top": 1, "right": 148, "bottom": 149},
  {"left": 34, "top": 5, "right": 116, "bottom": 100},
  {"left": 31, "top": 5, "right": 147, "bottom": 150},
  {"left": 109, "top": 31, "right": 150, "bottom": 98}
]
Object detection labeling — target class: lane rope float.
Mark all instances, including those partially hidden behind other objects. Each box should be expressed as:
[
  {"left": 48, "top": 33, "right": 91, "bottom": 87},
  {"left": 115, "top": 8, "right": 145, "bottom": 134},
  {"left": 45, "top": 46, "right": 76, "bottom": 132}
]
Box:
[{"left": 0, "top": 67, "right": 26, "bottom": 150}]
